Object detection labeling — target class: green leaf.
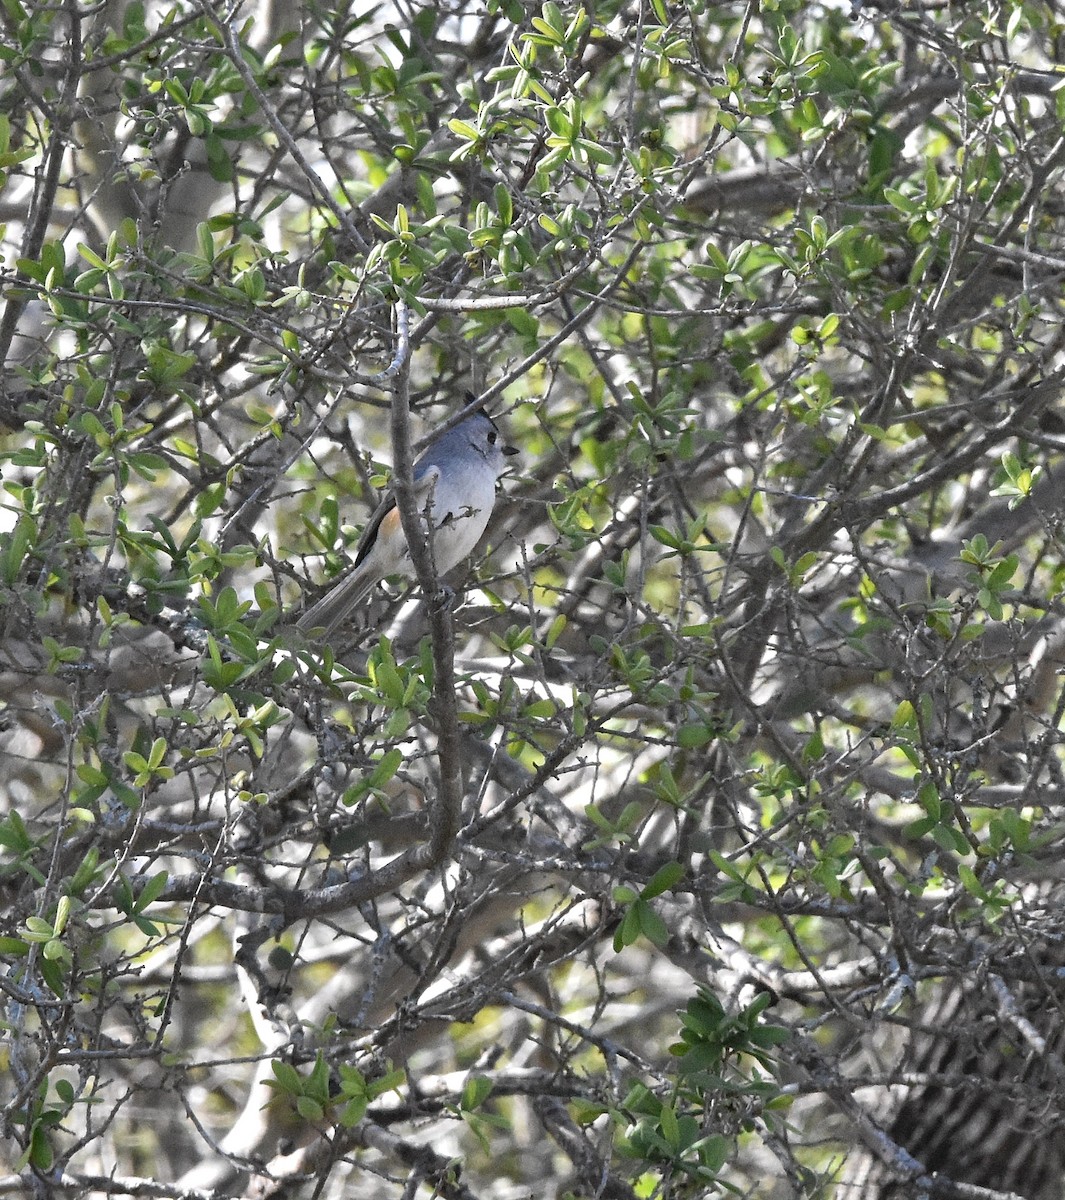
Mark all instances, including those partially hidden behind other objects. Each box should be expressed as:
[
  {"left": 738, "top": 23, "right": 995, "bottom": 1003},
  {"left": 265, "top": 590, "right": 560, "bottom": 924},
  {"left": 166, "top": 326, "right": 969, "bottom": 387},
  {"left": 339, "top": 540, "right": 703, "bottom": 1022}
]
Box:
[
  {"left": 295, "top": 1095, "right": 325, "bottom": 1122},
  {"left": 461, "top": 1075, "right": 494, "bottom": 1110},
  {"left": 613, "top": 904, "right": 641, "bottom": 952},
  {"left": 270, "top": 1061, "right": 303, "bottom": 1094},
  {"left": 448, "top": 118, "right": 480, "bottom": 142},
  {"left": 636, "top": 900, "right": 669, "bottom": 947},
  {"left": 136, "top": 870, "right": 169, "bottom": 910},
  {"left": 642, "top": 861, "right": 684, "bottom": 899},
  {"left": 884, "top": 186, "right": 917, "bottom": 214},
  {"left": 0, "top": 514, "right": 36, "bottom": 585},
  {"left": 339, "top": 1096, "right": 368, "bottom": 1127}
]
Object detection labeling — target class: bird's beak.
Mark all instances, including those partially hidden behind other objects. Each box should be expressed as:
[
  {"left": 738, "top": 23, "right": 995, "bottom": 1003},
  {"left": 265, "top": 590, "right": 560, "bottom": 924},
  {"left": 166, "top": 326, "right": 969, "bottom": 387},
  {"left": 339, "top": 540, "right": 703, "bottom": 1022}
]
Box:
[{"left": 503, "top": 444, "right": 520, "bottom": 457}]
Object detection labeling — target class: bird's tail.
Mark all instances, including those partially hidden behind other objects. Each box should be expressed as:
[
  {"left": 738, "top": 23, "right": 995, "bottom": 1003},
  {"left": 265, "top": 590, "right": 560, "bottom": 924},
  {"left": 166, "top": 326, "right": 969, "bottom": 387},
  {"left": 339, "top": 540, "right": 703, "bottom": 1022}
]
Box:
[{"left": 296, "top": 564, "right": 377, "bottom": 640}]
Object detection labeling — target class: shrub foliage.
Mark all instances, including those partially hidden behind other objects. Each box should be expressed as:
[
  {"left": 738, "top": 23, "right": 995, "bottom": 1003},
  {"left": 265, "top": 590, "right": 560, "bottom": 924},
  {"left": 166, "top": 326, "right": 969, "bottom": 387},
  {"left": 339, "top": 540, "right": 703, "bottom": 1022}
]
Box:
[{"left": 3, "top": 0, "right": 1065, "bottom": 1196}]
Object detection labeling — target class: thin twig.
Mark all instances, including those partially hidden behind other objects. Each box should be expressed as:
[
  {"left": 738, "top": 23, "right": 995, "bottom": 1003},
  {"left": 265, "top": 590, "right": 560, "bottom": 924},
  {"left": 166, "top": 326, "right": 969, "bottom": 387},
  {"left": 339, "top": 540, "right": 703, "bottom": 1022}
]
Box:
[{"left": 386, "top": 305, "right": 465, "bottom": 865}]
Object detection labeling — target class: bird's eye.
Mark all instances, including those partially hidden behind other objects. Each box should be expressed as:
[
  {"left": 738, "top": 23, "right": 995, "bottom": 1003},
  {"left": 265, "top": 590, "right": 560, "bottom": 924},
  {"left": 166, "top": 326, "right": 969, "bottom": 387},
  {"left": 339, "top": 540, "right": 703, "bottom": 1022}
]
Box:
[{"left": 487, "top": 431, "right": 497, "bottom": 444}]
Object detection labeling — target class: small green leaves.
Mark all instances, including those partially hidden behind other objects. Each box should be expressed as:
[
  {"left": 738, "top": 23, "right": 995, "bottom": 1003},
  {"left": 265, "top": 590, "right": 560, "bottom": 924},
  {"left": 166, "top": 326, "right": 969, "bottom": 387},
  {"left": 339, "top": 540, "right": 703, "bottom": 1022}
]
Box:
[
  {"left": 0, "top": 513, "right": 36, "bottom": 586},
  {"left": 142, "top": 342, "right": 197, "bottom": 390},
  {"left": 671, "top": 987, "right": 789, "bottom": 1074},
  {"left": 583, "top": 802, "right": 639, "bottom": 850},
  {"left": 771, "top": 546, "right": 819, "bottom": 589},
  {"left": 613, "top": 861, "right": 685, "bottom": 951},
  {"left": 616, "top": 1082, "right": 731, "bottom": 1184},
  {"left": 649, "top": 511, "right": 719, "bottom": 558},
  {"left": 123, "top": 737, "right": 173, "bottom": 789},
  {"left": 114, "top": 870, "right": 170, "bottom": 937},
  {"left": 0, "top": 810, "right": 44, "bottom": 882},
  {"left": 791, "top": 311, "right": 841, "bottom": 357},
  {"left": 990, "top": 451, "right": 1041, "bottom": 510},
  {"left": 336, "top": 1064, "right": 405, "bottom": 1128},
  {"left": 4, "top": 2, "right": 1065, "bottom": 1193},
  {"left": 959, "top": 534, "right": 1018, "bottom": 620},
  {"left": 524, "top": 2, "right": 589, "bottom": 54},
  {"left": 342, "top": 748, "right": 404, "bottom": 807},
  {"left": 958, "top": 863, "right": 1007, "bottom": 916},
  {"left": 14, "top": 1080, "right": 65, "bottom": 1171},
  {"left": 267, "top": 1054, "right": 405, "bottom": 1128},
  {"left": 0, "top": 113, "right": 35, "bottom": 185},
  {"left": 354, "top": 637, "right": 431, "bottom": 735},
  {"left": 268, "top": 1053, "right": 332, "bottom": 1123},
  {"left": 884, "top": 161, "right": 957, "bottom": 243},
  {"left": 706, "top": 850, "right": 761, "bottom": 903},
  {"left": 616, "top": 988, "right": 786, "bottom": 1184},
  {"left": 22, "top": 907, "right": 73, "bottom": 969},
  {"left": 455, "top": 1074, "right": 511, "bottom": 1153},
  {"left": 904, "top": 780, "right": 970, "bottom": 855},
  {"left": 690, "top": 238, "right": 774, "bottom": 298}
]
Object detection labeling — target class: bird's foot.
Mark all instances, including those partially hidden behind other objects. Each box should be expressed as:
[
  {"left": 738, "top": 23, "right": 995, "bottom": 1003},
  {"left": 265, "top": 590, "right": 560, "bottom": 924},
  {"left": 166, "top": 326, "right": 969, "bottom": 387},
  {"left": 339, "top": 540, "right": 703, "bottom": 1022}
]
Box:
[{"left": 430, "top": 584, "right": 457, "bottom": 612}]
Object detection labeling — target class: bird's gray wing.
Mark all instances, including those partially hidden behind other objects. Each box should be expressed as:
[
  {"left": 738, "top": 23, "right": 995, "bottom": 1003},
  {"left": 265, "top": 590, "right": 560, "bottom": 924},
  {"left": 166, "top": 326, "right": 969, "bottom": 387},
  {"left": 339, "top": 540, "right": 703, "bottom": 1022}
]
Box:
[{"left": 352, "top": 463, "right": 440, "bottom": 567}]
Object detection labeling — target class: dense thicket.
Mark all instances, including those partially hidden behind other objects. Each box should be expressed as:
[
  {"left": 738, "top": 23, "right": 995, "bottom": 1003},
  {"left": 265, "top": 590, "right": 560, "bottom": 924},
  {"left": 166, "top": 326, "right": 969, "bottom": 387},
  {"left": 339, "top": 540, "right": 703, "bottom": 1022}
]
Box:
[{"left": 4, "top": 1, "right": 1065, "bottom": 1197}]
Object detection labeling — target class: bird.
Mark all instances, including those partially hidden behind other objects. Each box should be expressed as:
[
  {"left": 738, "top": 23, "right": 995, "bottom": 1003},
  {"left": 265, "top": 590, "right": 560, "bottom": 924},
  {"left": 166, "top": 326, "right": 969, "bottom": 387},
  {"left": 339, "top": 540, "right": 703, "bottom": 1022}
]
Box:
[{"left": 297, "top": 411, "right": 518, "bottom": 639}]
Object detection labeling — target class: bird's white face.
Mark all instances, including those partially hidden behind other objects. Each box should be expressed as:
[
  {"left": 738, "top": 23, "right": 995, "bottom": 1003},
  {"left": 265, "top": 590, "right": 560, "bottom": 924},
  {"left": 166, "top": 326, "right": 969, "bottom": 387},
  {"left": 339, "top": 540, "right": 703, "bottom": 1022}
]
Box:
[{"left": 466, "top": 414, "right": 516, "bottom": 477}]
